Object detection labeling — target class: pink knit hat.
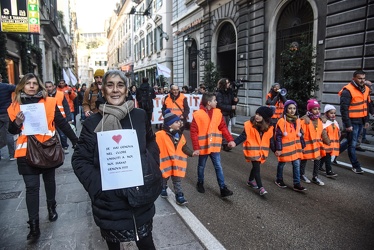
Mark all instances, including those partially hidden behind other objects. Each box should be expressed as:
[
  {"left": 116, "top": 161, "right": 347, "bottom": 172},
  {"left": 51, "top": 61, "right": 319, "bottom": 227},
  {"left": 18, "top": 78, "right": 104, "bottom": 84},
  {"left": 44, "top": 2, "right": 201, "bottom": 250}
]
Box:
[{"left": 307, "top": 99, "right": 320, "bottom": 111}]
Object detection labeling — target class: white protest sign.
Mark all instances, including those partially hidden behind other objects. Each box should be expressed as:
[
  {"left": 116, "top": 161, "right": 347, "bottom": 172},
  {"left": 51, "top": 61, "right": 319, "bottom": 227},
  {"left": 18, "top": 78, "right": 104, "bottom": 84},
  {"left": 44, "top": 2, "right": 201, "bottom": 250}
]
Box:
[
  {"left": 20, "top": 103, "right": 49, "bottom": 135},
  {"left": 150, "top": 94, "right": 202, "bottom": 124},
  {"left": 97, "top": 129, "right": 143, "bottom": 191}
]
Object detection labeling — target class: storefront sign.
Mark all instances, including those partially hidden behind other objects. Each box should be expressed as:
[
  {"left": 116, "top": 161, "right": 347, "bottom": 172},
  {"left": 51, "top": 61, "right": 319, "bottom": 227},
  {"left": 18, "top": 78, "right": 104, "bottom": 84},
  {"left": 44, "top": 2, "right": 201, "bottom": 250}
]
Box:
[
  {"left": 175, "top": 18, "right": 202, "bottom": 36},
  {"left": 1, "top": 0, "right": 40, "bottom": 33}
]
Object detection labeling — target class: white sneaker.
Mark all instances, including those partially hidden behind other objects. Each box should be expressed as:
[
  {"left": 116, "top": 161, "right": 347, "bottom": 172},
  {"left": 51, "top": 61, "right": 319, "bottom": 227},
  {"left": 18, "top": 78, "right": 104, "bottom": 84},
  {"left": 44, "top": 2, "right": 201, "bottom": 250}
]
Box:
[
  {"left": 63, "top": 147, "right": 69, "bottom": 154},
  {"left": 312, "top": 177, "right": 325, "bottom": 186},
  {"left": 9, "top": 157, "right": 16, "bottom": 161},
  {"left": 301, "top": 175, "right": 311, "bottom": 183}
]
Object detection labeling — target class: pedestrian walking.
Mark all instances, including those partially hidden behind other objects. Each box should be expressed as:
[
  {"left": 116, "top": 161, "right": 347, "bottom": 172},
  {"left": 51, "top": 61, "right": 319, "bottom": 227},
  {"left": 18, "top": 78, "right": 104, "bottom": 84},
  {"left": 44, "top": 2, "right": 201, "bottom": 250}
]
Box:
[
  {"left": 229, "top": 106, "right": 275, "bottom": 196},
  {"left": 216, "top": 78, "right": 239, "bottom": 151},
  {"left": 190, "top": 92, "right": 234, "bottom": 198},
  {"left": 299, "top": 99, "right": 330, "bottom": 186},
  {"left": 266, "top": 82, "right": 287, "bottom": 127},
  {"left": 319, "top": 104, "right": 340, "bottom": 177},
  {"left": 72, "top": 70, "right": 161, "bottom": 250},
  {"left": 338, "top": 70, "right": 371, "bottom": 174},
  {"left": 0, "top": 73, "right": 16, "bottom": 161},
  {"left": 7, "top": 73, "right": 78, "bottom": 240},
  {"left": 274, "top": 100, "right": 306, "bottom": 192},
  {"left": 156, "top": 109, "right": 199, "bottom": 205}
]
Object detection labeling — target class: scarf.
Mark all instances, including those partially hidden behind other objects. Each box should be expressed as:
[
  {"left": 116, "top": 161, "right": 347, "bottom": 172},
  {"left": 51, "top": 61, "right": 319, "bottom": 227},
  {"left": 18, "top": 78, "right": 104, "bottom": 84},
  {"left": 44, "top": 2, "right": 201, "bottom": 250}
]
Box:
[
  {"left": 306, "top": 111, "right": 320, "bottom": 120},
  {"left": 94, "top": 100, "right": 134, "bottom": 132},
  {"left": 285, "top": 113, "right": 298, "bottom": 122},
  {"left": 351, "top": 80, "right": 366, "bottom": 93},
  {"left": 20, "top": 91, "right": 44, "bottom": 99}
]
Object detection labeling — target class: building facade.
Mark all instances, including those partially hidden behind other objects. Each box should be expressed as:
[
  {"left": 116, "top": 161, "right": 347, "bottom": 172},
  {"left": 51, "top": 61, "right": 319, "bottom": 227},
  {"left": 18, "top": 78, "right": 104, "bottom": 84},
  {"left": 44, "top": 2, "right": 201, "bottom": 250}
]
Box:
[
  {"left": 172, "top": 0, "right": 373, "bottom": 116},
  {"left": 107, "top": 0, "right": 173, "bottom": 87},
  {"left": 2, "top": 0, "right": 76, "bottom": 85}
]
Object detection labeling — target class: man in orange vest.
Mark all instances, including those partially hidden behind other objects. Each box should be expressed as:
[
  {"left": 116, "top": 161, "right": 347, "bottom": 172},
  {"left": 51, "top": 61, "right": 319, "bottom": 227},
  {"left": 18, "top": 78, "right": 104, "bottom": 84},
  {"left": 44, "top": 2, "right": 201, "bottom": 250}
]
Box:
[
  {"left": 266, "top": 82, "right": 287, "bottom": 126},
  {"left": 161, "top": 84, "right": 190, "bottom": 132},
  {"left": 57, "top": 79, "right": 77, "bottom": 125},
  {"left": 45, "top": 81, "right": 73, "bottom": 154},
  {"left": 338, "top": 70, "right": 371, "bottom": 174}
]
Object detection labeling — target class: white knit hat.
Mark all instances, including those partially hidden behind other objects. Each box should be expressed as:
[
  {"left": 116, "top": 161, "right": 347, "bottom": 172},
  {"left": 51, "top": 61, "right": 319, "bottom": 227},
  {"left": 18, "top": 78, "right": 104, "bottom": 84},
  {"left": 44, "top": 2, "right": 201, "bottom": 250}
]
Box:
[{"left": 324, "top": 104, "right": 336, "bottom": 113}]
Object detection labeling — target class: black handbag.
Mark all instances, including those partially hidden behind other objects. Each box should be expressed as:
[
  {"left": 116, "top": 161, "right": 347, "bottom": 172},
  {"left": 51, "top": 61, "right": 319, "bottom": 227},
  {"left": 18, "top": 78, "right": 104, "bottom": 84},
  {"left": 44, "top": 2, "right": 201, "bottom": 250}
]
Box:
[{"left": 26, "top": 134, "right": 65, "bottom": 168}]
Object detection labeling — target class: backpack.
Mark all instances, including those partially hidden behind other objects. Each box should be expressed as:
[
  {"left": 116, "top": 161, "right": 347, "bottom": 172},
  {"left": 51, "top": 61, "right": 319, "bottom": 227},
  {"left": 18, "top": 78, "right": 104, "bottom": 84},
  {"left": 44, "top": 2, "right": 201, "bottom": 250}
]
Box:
[{"left": 140, "top": 87, "right": 153, "bottom": 112}]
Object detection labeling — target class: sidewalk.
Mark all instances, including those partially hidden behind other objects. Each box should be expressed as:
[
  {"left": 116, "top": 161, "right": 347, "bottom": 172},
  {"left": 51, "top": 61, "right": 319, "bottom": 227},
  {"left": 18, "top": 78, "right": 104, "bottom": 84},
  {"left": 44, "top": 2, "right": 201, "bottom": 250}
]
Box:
[{"left": 0, "top": 145, "right": 221, "bottom": 249}]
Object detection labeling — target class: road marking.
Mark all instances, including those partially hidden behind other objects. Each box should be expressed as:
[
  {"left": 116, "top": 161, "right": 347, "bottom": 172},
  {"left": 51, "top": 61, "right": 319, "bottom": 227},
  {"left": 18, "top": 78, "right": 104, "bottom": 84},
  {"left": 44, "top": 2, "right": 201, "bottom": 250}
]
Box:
[
  {"left": 334, "top": 161, "right": 374, "bottom": 174},
  {"left": 165, "top": 188, "right": 226, "bottom": 250}
]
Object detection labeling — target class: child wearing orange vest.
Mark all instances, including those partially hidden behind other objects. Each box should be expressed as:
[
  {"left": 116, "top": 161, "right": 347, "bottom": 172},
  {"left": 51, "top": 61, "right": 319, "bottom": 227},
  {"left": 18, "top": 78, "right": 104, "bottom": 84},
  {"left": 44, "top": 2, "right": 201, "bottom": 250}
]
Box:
[
  {"left": 155, "top": 109, "right": 199, "bottom": 205},
  {"left": 274, "top": 100, "right": 307, "bottom": 192},
  {"left": 190, "top": 92, "right": 235, "bottom": 198},
  {"left": 299, "top": 99, "right": 330, "bottom": 186},
  {"left": 229, "top": 106, "right": 275, "bottom": 196},
  {"left": 319, "top": 104, "right": 340, "bottom": 177}
]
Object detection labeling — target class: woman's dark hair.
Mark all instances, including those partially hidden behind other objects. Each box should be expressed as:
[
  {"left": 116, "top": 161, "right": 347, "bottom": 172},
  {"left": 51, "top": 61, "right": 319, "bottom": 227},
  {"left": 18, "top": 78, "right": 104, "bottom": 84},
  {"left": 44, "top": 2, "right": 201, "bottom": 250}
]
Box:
[{"left": 217, "top": 78, "right": 228, "bottom": 91}]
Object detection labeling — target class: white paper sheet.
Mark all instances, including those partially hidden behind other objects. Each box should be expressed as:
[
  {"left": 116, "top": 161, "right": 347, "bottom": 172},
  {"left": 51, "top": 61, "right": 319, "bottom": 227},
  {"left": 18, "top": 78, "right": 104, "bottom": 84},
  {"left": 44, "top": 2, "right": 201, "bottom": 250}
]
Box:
[
  {"left": 20, "top": 103, "right": 49, "bottom": 135},
  {"left": 97, "top": 129, "right": 143, "bottom": 191}
]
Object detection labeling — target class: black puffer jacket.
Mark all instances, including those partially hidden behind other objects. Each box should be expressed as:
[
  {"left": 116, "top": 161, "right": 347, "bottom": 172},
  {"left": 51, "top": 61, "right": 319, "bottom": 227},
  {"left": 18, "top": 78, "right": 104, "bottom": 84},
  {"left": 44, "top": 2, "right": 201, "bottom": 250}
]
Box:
[
  {"left": 71, "top": 108, "right": 160, "bottom": 232},
  {"left": 216, "top": 88, "right": 238, "bottom": 117}
]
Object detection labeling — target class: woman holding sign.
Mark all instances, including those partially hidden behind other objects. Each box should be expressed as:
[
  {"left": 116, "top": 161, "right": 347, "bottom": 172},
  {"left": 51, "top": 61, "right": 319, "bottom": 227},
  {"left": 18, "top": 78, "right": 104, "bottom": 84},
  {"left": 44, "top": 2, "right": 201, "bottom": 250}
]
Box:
[
  {"left": 7, "top": 73, "right": 78, "bottom": 241},
  {"left": 72, "top": 70, "right": 161, "bottom": 250}
]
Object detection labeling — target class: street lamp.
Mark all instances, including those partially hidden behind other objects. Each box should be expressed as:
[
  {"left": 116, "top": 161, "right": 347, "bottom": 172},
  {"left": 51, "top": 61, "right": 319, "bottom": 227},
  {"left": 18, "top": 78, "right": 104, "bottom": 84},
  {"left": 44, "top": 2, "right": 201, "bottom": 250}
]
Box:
[{"left": 184, "top": 36, "right": 207, "bottom": 60}]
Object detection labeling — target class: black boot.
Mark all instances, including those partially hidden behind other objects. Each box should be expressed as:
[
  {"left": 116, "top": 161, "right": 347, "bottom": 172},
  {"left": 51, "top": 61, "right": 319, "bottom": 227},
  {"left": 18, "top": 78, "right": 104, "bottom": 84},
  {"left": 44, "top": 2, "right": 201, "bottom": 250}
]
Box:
[
  {"left": 47, "top": 202, "right": 58, "bottom": 222},
  {"left": 27, "top": 220, "right": 40, "bottom": 240}
]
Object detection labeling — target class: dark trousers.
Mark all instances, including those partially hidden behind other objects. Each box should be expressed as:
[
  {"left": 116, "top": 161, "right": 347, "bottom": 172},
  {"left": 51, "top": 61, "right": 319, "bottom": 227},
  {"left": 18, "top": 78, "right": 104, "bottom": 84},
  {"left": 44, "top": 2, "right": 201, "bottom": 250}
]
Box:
[
  {"left": 22, "top": 169, "right": 56, "bottom": 221},
  {"left": 300, "top": 159, "right": 321, "bottom": 178},
  {"left": 106, "top": 233, "right": 155, "bottom": 250},
  {"left": 249, "top": 161, "right": 263, "bottom": 188},
  {"left": 56, "top": 126, "right": 69, "bottom": 148}
]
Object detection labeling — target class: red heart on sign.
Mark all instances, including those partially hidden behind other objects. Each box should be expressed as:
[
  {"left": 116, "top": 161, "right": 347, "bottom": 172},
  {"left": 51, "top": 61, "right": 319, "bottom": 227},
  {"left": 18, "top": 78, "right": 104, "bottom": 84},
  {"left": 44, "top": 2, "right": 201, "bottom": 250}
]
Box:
[{"left": 112, "top": 135, "right": 122, "bottom": 144}]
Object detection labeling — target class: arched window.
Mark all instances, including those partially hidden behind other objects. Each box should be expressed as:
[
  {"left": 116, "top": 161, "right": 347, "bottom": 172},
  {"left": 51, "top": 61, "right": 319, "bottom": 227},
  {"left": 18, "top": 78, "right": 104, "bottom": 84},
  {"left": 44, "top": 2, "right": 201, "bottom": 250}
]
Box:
[
  {"left": 275, "top": 0, "right": 314, "bottom": 82},
  {"left": 217, "top": 22, "right": 236, "bottom": 81}
]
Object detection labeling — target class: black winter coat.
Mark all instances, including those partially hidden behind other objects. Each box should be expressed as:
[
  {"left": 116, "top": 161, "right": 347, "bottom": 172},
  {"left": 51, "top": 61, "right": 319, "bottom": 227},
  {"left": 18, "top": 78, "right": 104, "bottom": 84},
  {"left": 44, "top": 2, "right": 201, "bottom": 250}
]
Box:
[
  {"left": 216, "top": 88, "right": 238, "bottom": 117},
  {"left": 71, "top": 108, "right": 160, "bottom": 232}
]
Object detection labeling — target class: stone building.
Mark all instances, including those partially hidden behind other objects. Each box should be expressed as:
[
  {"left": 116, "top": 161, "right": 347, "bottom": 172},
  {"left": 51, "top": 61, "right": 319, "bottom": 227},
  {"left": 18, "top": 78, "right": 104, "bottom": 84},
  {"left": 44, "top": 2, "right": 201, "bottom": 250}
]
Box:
[{"left": 172, "top": 0, "right": 373, "bottom": 116}]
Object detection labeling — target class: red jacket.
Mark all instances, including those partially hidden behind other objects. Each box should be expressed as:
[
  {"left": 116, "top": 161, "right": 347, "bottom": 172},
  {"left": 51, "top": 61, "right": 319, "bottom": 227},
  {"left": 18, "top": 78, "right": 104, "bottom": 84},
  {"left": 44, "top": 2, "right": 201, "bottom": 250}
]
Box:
[{"left": 190, "top": 104, "right": 233, "bottom": 150}]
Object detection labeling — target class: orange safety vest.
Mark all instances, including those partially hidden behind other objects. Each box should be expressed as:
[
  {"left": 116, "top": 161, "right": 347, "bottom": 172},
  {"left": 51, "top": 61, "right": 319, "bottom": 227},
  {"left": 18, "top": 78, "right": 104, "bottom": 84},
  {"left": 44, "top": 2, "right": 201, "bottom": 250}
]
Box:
[
  {"left": 338, "top": 83, "right": 370, "bottom": 118},
  {"left": 55, "top": 90, "right": 66, "bottom": 118},
  {"left": 164, "top": 93, "right": 186, "bottom": 117},
  {"left": 243, "top": 121, "right": 273, "bottom": 164},
  {"left": 58, "top": 86, "right": 76, "bottom": 112},
  {"left": 300, "top": 118, "right": 323, "bottom": 160},
  {"left": 266, "top": 93, "right": 284, "bottom": 119},
  {"left": 155, "top": 130, "right": 188, "bottom": 178},
  {"left": 322, "top": 120, "right": 340, "bottom": 157},
  {"left": 7, "top": 97, "right": 57, "bottom": 158},
  {"left": 193, "top": 108, "right": 223, "bottom": 155},
  {"left": 276, "top": 117, "right": 302, "bottom": 162}
]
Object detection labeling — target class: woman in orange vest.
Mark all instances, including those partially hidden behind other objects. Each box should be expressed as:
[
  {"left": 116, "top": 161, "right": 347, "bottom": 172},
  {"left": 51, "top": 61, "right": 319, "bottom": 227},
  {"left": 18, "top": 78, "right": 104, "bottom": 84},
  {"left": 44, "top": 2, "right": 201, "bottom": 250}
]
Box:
[
  {"left": 7, "top": 73, "right": 78, "bottom": 241},
  {"left": 229, "top": 106, "right": 275, "bottom": 196},
  {"left": 319, "top": 104, "right": 340, "bottom": 177},
  {"left": 299, "top": 99, "right": 330, "bottom": 186},
  {"left": 156, "top": 109, "right": 199, "bottom": 205},
  {"left": 274, "top": 100, "right": 307, "bottom": 192}
]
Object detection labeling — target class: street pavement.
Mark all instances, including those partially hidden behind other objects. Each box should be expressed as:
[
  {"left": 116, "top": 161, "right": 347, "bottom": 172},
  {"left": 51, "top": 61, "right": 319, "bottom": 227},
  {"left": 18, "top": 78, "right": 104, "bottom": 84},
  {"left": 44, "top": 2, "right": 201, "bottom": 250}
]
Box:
[
  {"left": 0, "top": 121, "right": 218, "bottom": 250},
  {"left": 1, "top": 115, "right": 373, "bottom": 250}
]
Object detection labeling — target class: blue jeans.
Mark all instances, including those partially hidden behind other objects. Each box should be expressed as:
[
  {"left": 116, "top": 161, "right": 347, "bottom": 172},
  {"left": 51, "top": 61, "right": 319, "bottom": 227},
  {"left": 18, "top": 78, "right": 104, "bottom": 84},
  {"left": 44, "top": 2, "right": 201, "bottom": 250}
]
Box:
[
  {"left": 197, "top": 152, "right": 226, "bottom": 189},
  {"left": 340, "top": 123, "right": 362, "bottom": 169},
  {"left": 276, "top": 160, "right": 301, "bottom": 185},
  {"left": 56, "top": 126, "right": 68, "bottom": 148}
]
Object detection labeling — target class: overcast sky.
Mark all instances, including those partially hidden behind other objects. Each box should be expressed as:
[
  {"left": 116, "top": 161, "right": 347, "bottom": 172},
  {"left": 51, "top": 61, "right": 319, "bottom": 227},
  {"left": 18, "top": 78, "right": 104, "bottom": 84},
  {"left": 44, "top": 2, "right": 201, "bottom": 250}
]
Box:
[{"left": 75, "top": 0, "right": 118, "bottom": 32}]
